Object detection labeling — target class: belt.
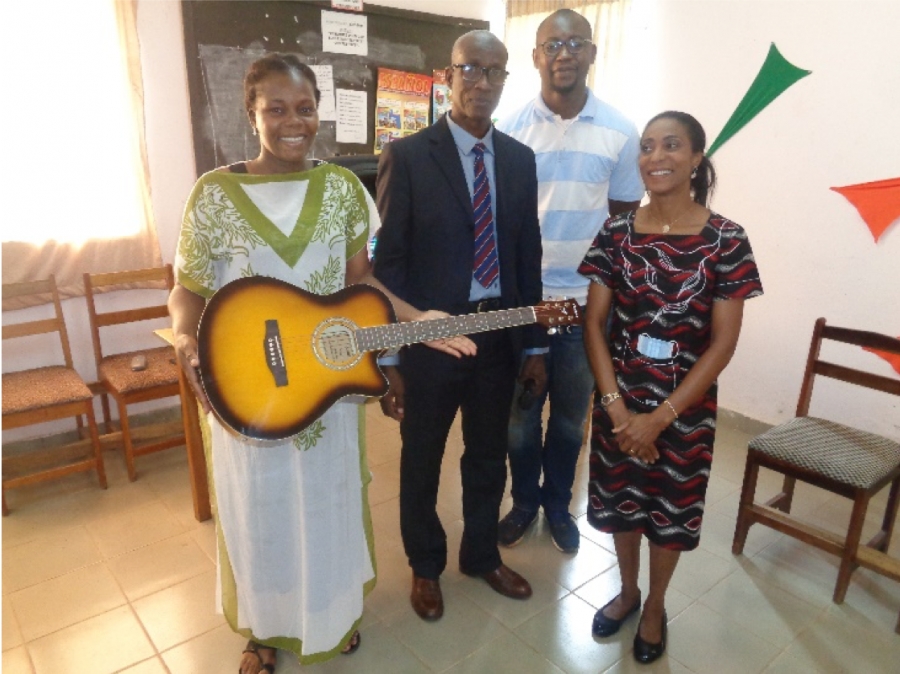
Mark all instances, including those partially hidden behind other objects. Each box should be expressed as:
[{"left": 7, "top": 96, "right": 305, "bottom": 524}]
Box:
[{"left": 466, "top": 297, "right": 502, "bottom": 313}]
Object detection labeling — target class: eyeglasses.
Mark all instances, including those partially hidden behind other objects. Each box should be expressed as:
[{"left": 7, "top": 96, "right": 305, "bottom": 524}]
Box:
[
  {"left": 451, "top": 64, "right": 509, "bottom": 86},
  {"left": 539, "top": 37, "right": 593, "bottom": 57}
]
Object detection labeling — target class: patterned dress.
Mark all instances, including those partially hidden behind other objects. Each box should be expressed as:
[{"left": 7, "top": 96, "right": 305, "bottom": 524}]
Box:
[
  {"left": 174, "top": 163, "right": 378, "bottom": 663},
  {"left": 578, "top": 211, "right": 763, "bottom": 550}
]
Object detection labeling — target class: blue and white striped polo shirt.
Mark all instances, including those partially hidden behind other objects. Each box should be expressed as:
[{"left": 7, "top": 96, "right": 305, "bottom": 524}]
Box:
[{"left": 497, "top": 91, "right": 644, "bottom": 305}]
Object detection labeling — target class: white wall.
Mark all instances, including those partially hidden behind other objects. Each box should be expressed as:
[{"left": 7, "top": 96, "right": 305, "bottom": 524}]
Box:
[
  {"left": 7, "top": 1, "right": 898, "bottom": 442},
  {"left": 640, "top": 0, "right": 899, "bottom": 439}
]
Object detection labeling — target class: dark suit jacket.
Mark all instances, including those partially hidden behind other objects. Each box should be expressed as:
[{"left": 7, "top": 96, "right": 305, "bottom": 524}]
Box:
[{"left": 374, "top": 115, "right": 546, "bottom": 352}]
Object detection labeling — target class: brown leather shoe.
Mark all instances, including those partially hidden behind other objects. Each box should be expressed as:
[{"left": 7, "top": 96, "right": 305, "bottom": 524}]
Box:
[
  {"left": 479, "top": 564, "right": 532, "bottom": 599},
  {"left": 410, "top": 575, "right": 443, "bottom": 621}
]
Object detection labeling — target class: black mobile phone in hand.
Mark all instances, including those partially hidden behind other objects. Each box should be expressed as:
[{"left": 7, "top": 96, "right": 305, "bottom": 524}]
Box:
[{"left": 518, "top": 379, "right": 537, "bottom": 410}]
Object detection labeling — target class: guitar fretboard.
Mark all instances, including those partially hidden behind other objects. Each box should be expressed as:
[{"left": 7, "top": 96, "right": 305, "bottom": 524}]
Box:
[{"left": 355, "top": 307, "right": 537, "bottom": 353}]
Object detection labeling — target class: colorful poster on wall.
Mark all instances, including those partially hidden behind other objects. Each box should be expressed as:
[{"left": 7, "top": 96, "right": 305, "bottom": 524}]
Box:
[
  {"left": 433, "top": 69, "right": 451, "bottom": 122},
  {"left": 374, "top": 68, "right": 432, "bottom": 154}
]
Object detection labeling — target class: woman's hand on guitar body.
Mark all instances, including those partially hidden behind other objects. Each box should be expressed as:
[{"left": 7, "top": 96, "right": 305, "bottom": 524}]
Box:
[
  {"left": 415, "top": 310, "right": 478, "bottom": 358},
  {"left": 173, "top": 332, "right": 211, "bottom": 414},
  {"left": 379, "top": 366, "right": 405, "bottom": 421}
]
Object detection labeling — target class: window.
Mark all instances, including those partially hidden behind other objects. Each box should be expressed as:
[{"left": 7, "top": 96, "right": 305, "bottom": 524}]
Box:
[{"left": 2, "top": 0, "right": 161, "bottom": 307}]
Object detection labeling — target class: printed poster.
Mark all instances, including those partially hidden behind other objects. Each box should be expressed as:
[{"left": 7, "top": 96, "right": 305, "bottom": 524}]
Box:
[
  {"left": 321, "top": 10, "right": 367, "bottom": 55},
  {"left": 374, "top": 68, "right": 433, "bottom": 154},
  {"left": 331, "top": 0, "right": 363, "bottom": 11},
  {"left": 309, "top": 65, "right": 336, "bottom": 122},
  {"left": 432, "top": 69, "right": 451, "bottom": 121},
  {"left": 336, "top": 89, "right": 367, "bottom": 144}
]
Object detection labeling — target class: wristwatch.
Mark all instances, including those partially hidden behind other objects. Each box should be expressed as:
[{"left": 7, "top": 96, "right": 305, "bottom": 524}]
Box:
[{"left": 600, "top": 391, "right": 622, "bottom": 408}]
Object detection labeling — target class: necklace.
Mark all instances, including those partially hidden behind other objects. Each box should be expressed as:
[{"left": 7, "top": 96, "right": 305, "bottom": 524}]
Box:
[{"left": 648, "top": 204, "right": 693, "bottom": 234}]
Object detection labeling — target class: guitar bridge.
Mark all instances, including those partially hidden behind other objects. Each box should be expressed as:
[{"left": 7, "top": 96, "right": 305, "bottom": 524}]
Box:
[{"left": 264, "top": 319, "right": 288, "bottom": 387}]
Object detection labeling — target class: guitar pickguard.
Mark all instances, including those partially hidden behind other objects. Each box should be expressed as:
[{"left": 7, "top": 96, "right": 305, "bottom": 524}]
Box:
[{"left": 312, "top": 317, "right": 363, "bottom": 370}]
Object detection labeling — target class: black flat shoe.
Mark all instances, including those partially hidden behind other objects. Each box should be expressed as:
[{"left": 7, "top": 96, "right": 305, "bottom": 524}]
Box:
[
  {"left": 592, "top": 592, "right": 642, "bottom": 638},
  {"left": 633, "top": 610, "right": 667, "bottom": 664}
]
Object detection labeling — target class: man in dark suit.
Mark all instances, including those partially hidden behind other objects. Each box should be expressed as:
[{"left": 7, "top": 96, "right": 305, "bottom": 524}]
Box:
[{"left": 374, "top": 30, "right": 547, "bottom": 621}]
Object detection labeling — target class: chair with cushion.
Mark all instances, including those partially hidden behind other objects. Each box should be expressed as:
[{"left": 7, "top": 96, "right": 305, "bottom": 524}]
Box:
[
  {"left": 2, "top": 276, "right": 106, "bottom": 514},
  {"left": 732, "top": 318, "right": 900, "bottom": 608},
  {"left": 83, "top": 265, "right": 185, "bottom": 481}
]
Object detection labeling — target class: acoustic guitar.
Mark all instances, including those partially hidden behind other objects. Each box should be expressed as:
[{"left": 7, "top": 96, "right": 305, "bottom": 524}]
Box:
[{"left": 197, "top": 276, "right": 581, "bottom": 441}]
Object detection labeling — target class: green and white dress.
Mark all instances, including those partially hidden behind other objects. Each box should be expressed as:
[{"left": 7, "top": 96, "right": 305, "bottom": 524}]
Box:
[{"left": 175, "top": 163, "right": 377, "bottom": 663}]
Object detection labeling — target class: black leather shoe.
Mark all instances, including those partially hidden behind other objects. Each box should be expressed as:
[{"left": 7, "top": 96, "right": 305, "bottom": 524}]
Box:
[
  {"left": 592, "top": 592, "right": 641, "bottom": 638},
  {"left": 633, "top": 610, "right": 667, "bottom": 664}
]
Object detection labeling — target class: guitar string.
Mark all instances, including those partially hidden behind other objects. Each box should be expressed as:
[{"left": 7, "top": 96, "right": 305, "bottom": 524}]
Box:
[
  {"left": 269, "top": 304, "right": 576, "bottom": 353},
  {"left": 356, "top": 307, "right": 535, "bottom": 352}
]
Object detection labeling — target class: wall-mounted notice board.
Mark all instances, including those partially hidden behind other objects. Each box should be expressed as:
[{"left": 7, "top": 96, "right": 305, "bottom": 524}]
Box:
[{"left": 181, "top": 0, "right": 488, "bottom": 176}]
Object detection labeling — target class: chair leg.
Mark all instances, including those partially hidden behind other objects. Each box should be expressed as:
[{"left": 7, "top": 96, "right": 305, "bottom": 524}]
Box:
[
  {"left": 878, "top": 477, "right": 900, "bottom": 552},
  {"left": 85, "top": 407, "right": 107, "bottom": 489},
  {"left": 116, "top": 399, "right": 137, "bottom": 482},
  {"left": 834, "top": 494, "right": 869, "bottom": 603},
  {"left": 769, "top": 475, "right": 797, "bottom": 513},
  {"left": 733, "top": 457, "right": 761, "bottom": 555},
  {"left": 100, "top": 392, "right": 114, "bottom": 435}
]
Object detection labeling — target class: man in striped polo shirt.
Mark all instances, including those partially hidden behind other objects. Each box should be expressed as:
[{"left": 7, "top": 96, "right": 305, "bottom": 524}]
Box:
[{"left": 496, "top": 8, "right": 643, "bottom": 553}]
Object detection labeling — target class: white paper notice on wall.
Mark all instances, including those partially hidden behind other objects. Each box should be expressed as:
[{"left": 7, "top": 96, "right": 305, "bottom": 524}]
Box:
[
  {"left": 331, "top": 0, "right": 363, "bottom": 11},
  {"left": 322, "top": 10, "right": 368, "bottom": 55},
  {"left": 336, "top": 89, "right": 367, "bottom": 144},
  {"left": 309, "top": 65, "right": 336, "bottom": 122}
]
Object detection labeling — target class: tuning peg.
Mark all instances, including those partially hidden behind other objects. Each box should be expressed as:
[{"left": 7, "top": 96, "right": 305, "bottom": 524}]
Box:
[{"left": 548, "top": 327, "right": 558, "bottom": 335}]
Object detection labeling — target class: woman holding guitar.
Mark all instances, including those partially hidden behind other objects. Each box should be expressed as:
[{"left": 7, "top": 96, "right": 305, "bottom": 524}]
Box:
[{"left": 168, "top": 54, "right": 473, "bottom": 674}]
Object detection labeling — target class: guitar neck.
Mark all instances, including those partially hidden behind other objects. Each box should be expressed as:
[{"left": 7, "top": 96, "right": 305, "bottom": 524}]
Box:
[{"left": 355, "top": 306, "right": 537, "bottom": 353}]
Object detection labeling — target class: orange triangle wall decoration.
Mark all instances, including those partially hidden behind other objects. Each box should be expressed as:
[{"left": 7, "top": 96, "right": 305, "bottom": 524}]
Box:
[
  {"left": 831, "top": 177, "right": 900, "bottom": 242},
  {"left": 863, "top": 345, "right": 900, "bottom": 378}
]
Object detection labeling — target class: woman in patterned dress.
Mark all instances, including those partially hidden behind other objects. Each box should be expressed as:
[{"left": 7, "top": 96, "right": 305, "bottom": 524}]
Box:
[
  {"left": 579, "top": 111, "right": 763, "bottom": 663},
  {"left": 168, "top": 54, "right": 474, "bottom": 674}
]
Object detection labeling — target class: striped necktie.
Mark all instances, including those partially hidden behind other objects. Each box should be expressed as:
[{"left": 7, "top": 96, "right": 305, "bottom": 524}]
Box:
[{"left": 472, "top": 142, "right": 499, "bottom": 288}]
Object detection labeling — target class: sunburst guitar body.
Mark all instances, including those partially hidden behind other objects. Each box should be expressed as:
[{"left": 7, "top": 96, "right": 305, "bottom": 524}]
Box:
[{"left": 198, "top": 276, "right": 581, "bottom": 441}]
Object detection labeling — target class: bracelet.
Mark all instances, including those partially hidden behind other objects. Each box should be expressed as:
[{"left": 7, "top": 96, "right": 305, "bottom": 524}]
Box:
[
  {"left": 663, "top": 399, "right": 678, "bottom": 421},
  {"left": 600, "top": 391, "right": 621, "bottom": 408}
]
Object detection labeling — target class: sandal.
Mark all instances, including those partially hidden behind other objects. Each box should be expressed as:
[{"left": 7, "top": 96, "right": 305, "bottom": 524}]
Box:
[
  {"left": 240, "top": 640, "right": 276, "bottom": 674},
  {"left": 340, "top": 630, "right": 361, "bottom": 655}
]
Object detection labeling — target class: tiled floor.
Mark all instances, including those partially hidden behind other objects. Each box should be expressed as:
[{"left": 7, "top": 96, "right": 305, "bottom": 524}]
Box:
[{"left": 3, "top": 405, "right": 899, "bottom": 673}]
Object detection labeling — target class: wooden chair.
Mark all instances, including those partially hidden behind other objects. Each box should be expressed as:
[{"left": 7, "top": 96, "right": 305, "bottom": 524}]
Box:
[
  {"left": 2, "top": 276, "right": 107, "bottom": 514},
  {"left": 732, "top": 318, "right": 900, "bottom": 611},
  {"left": 83, "top": 265, "right": 185, "bottom": 481}
]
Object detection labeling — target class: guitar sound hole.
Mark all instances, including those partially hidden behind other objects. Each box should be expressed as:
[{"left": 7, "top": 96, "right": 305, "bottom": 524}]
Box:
[{"left": 312, "top": 319, "right": 363, "bottom": 370}]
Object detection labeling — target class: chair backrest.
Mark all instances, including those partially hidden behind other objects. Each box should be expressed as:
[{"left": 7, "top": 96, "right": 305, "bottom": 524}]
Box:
[
  {"left": 83, "top": 265, "right": 174, "bottom": 364},
  {"left": 2, "top": 276, "right": 74, "bottom": 370},
  {"left": 797, "top": 317, "right": 900, "bottom": 416}
]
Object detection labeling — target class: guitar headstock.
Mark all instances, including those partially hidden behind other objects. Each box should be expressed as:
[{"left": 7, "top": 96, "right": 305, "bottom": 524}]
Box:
[{"left": 534, "top": 299, "right": 582, "bottom": 331}]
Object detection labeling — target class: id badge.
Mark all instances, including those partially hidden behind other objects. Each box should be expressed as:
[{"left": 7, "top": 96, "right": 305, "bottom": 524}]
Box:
[{"left": 637, "top": 333, "right": 677, "bottom": 360}]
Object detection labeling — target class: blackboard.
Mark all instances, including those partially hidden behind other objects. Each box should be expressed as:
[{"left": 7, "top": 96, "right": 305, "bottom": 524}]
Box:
[{"left": 181, "top": 0, "right": 488, "bottom": 176}]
